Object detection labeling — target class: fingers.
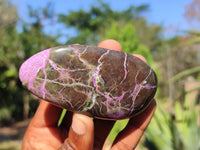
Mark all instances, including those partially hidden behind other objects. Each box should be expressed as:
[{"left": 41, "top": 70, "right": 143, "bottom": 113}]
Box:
[
  {"left": 98, "top": 39, "right": 122, "bottom": 51},
  {"left": 111, "top": 100, "right": 156, "bottom": 150},
  {"left": 22, "top": 101, "right": 66, "bottom": 149},
  {"left": 25, "top": 101, "right": 72, "bottom": 142},
  {"left": 30, "top": 100, "right": 63, "bottom": 128},
  {"left": 59, "top": 113, "right": 94, "bottom": 150},
  {"left": 133, "top": 54, "right": 147, "bottom": 63}
]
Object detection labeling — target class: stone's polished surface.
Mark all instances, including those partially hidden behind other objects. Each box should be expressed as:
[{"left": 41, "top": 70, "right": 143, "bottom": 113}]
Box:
[{"left": 19, "top": 45, "right": 157, "bottom": 120}]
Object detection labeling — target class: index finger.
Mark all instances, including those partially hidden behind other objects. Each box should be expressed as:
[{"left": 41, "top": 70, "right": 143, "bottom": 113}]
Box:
[{"left": 28, "top": 100, "right": 63, "bottom": 128}]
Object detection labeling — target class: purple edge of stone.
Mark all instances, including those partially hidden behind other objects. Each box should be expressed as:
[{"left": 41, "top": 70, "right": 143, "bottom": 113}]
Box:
[{"left": 19, "top": 49, "right": 50, "bottom": 91}]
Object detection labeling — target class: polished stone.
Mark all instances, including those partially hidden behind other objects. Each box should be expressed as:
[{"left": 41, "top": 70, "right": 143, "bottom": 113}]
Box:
[{"left": 19, "top": 45, "right": 157, "bottom": 120}]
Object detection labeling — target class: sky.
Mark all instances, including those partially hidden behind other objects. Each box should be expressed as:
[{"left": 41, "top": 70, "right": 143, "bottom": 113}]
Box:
[{"left": 11, "top": 0, "right": 195, "bottom": 43}]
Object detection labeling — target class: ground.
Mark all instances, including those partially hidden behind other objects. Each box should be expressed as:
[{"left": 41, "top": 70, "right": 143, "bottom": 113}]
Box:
[{"left": 0, "top": 119, "right": 30, "bottom": 150}]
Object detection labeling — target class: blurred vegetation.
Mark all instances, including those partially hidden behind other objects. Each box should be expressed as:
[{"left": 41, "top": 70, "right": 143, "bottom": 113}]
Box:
[
  {"left": 58, "top": 1, "right": 162, "bottom": 60},
  {"left": 0, "top": 0, "right": 58, "bottom": 125},
  {"left": 0, "top": 0, "right": 200, "bottom": 149}
]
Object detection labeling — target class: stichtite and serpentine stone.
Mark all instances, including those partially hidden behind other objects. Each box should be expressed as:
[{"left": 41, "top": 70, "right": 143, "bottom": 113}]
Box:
[{"left": 19, "top": 45, "right": 157, "bottom": 120}]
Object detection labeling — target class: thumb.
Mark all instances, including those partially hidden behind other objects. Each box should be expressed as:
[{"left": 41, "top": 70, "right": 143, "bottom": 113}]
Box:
[{"left": 59, "top": 113, "right": 94, "bottom": 150}]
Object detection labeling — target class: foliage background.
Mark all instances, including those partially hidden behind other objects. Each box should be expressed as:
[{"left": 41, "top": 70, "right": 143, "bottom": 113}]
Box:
[{"left": 0, "top": 0, "right": 199, "bottom": 149}]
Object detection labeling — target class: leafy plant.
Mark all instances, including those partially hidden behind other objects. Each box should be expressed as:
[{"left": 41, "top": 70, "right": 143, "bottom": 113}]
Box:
[
  {"left": 103, "top": 22, "right": 153, "bottom": 64},
  {"left": 141, "top": 95, "right": 200, "bottom": 150}
]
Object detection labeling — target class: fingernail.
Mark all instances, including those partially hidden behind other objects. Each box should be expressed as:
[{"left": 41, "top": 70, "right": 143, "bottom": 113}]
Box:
[{"left": 72, "top": 114, "right": 86, "bottom": 135}]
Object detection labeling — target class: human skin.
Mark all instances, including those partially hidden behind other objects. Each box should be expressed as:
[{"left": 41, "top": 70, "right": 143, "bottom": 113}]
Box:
[{"left": 22, "top": 40, "right": 156, "bottom": 150}]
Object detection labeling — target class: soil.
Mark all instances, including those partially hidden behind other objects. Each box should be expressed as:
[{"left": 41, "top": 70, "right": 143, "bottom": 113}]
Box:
[{"left": 0, "top": 119, "right": 30, "bottom": 150}]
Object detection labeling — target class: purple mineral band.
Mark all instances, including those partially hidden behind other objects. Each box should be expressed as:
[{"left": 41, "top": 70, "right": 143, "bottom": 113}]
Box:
[{"left": 19, "top": 49, "right": 50, "bottom": 90}]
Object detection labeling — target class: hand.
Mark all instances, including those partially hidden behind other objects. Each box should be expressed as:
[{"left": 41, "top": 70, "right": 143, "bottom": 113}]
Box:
[{"left": 22, "top": 39, "right": 156, "bottom": 150}]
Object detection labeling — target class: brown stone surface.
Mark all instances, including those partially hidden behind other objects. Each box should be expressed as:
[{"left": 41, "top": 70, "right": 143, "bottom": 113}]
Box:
[{"left": 19, "top": 45, "right": 157, "bottom": 120}]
